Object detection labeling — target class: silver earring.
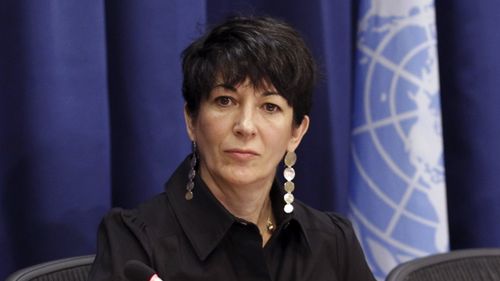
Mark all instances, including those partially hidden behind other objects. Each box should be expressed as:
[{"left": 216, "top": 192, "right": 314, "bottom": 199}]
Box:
[
  {"left": 283, "top": 151, "right": 296, "bottom": 213},
  {"left": 185, "top": 142, "right": 197, "bottom": 200}
]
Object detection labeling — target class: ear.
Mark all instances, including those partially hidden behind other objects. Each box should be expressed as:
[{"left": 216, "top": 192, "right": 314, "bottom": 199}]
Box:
[
  {"left": 184, "top": 104, "right": 196, "bottom": 141},
  {"left": 287, "top": 115, "right": 310, "bottom": 152}
]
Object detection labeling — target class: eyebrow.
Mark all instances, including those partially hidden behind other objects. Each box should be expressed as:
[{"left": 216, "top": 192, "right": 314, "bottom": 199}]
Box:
[{"left": 261, "top": 91, "right": 280, "bottom": 97}]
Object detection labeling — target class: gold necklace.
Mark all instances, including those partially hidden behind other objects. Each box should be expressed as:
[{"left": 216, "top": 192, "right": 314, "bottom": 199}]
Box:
[{"left": 266, "top": 216, "right": 275, "bottom": 233}]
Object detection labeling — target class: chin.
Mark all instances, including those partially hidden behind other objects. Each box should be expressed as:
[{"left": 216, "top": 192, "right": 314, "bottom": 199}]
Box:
[{"left": 224, "top": 169, "right": 263, "bottom": 186}]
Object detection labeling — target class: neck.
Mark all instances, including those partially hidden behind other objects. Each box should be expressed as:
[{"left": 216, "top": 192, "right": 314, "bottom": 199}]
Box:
[
  {"left": 206, "top": 178, "right": 272, "bottom": 224},
  {"left": 199, "top": 165, "right": 275, "bottom": 223}
]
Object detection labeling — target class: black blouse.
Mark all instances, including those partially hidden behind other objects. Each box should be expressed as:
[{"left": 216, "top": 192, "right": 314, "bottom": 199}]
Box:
[{"left": 88, "top": 157, "right": 375, "bottom": 281}]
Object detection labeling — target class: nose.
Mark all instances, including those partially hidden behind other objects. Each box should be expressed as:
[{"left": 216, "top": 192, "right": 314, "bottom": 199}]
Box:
[{"left": 233, "top": 105, "right": 257, "bottom": 138}]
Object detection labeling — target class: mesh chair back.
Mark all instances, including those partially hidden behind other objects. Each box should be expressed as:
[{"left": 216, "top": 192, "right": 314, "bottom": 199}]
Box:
[
  {"left": 5, "top": 255, "right": 95, "bottom": 281},
  {"left": 386, "top": 249, "right": 500, "bottom": 281}
]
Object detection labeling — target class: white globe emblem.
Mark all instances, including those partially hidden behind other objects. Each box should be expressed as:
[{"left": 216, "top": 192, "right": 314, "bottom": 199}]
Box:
[{"left": 349, "top": 1, "right": 448, "bottom": 279}]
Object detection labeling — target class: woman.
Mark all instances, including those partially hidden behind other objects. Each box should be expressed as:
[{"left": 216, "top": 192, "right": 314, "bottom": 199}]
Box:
[{"left": 88, "top": 16, "right": 375, "bottom": 281}]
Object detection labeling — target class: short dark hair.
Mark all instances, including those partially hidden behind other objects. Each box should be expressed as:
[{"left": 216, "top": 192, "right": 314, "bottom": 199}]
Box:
[{"left": 181, "top": 16, "right": 316, "bottom": 126}]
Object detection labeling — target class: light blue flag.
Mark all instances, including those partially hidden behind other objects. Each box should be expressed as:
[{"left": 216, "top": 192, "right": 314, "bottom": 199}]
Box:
[{"left": 348, "top": 0, "right": 449, "bottom": 279}]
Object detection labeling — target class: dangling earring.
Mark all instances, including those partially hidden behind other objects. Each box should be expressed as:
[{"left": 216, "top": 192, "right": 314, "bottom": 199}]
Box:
[
  {"left": 283, "top": 151, "right": 296, "bottom": 213},
  {"left": 185, "top": 141, "right": 197, "bottom": 200}
]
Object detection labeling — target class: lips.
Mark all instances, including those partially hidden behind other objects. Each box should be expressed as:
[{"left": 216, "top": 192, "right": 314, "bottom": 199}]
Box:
[{"left": 225, "top": 149, "right": 259, "bottom": 160}]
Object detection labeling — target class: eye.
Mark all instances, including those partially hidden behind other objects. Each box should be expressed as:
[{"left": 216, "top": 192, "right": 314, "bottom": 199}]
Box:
[
  {"left": 263, "top": 103, "right": 281, "bottom": 113},
  {"left": 215, "top": 96, "right": 233, "bottom": 107}
]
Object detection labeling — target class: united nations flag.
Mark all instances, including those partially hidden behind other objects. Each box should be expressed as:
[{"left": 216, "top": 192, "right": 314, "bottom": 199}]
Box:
[{"left": 348, "top": 0, "right": 449, "bottom": 280}]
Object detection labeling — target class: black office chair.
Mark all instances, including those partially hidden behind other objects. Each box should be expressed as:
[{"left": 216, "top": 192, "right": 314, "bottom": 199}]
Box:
[
  {"left": 386, "top": 248, "right": 500, "bottom": 281},
  {"left": 5, "top": 255, "right": 95, "bottom": 281}
]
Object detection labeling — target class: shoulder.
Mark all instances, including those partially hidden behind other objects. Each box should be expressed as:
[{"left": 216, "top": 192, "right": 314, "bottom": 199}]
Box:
[
  {"left": 90, "top": 195, "right": 172, "bottom": 280},
  {"left": 100, "top": 192, "right": 177, "bottom": 238},
  {"left": 292, "top": 201, "right": 361, "bottom": 256},
  {"left": 293, "top": 202, "right": 376, "bottom": 280},
  {"left": 294, "top": 200, "right": 355, "bottom": 237}
]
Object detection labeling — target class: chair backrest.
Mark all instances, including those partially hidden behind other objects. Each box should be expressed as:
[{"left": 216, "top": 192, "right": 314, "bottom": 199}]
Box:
[
  {"left": 386, "top": 248, "right": 500, "bottom": 281},
  {"left": 5, "top": 255, "right": 95, "bottom": 281}
]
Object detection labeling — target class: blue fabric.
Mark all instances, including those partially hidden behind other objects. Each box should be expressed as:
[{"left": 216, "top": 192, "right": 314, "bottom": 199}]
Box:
[
  {"left": 0, "top": 0, "right": 202, "bottom": 278},
  {"left": 0, "top": 0, "right": 111, "bottom": 276},
  {"left": 436, "top": 0, "right": 500, "bottom": 248},
  {"left": 1, "top": 0, "right": 500, "bottom": 279}
]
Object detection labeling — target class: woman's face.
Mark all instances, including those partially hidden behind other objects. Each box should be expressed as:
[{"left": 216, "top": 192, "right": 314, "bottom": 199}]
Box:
[{"left": 185, "top": 79, "right": 309, "bottom": 189}]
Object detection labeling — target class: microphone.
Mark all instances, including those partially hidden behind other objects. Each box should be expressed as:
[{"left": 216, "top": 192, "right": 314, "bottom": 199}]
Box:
[{"left": 124, "top": 260, "right": 163, "bottom": 281}]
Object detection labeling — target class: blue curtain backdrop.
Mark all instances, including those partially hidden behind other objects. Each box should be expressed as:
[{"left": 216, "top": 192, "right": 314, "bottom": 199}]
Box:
[
  {"left": 435, "top": 0, "right": 500, "bottom": 249},
  {"left": 0, "top": 0, "right": 499, "bottom": 279}
]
